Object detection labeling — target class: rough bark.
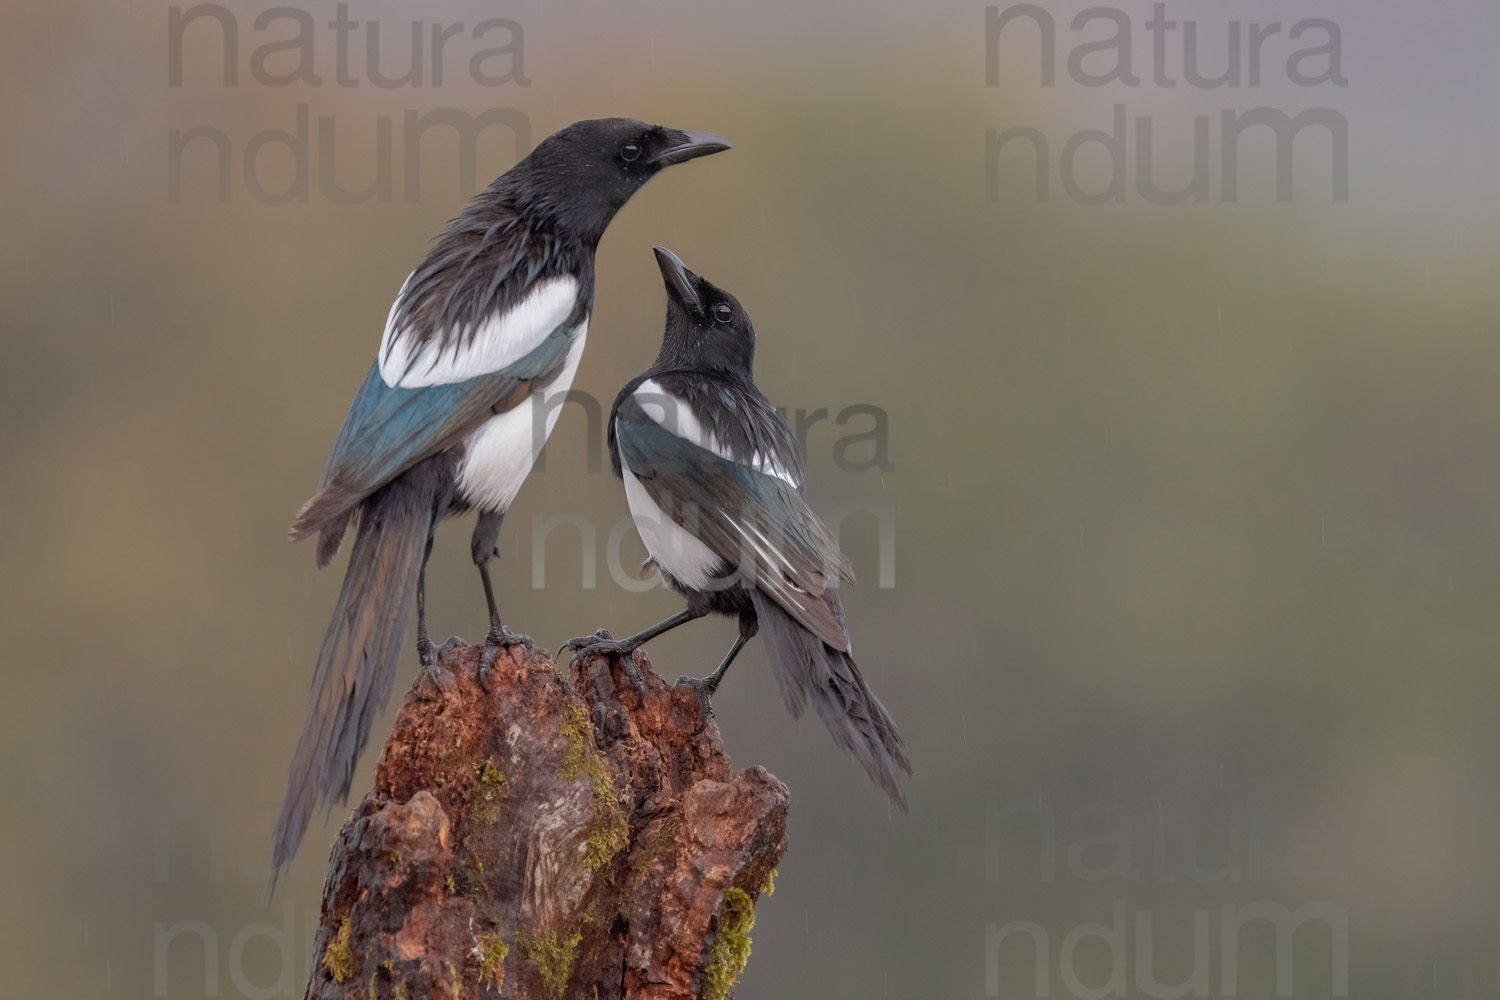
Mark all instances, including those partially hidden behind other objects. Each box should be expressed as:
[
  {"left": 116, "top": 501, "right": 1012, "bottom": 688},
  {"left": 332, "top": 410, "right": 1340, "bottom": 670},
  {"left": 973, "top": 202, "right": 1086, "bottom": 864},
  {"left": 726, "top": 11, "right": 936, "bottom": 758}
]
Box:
[{"left": 304, "top": 637, "right": 788, "bottom": 1000}]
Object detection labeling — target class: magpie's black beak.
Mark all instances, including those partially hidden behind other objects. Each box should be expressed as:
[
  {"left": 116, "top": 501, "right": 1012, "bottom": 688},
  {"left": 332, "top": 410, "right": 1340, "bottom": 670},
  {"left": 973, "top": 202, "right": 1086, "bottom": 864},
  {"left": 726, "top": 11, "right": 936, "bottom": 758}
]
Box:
[
  {"left": 652, "top": 129, "right": 732, "bottom": 165},
  {"left": 653, "top": 246, "right": 701, "bottom": 311}
]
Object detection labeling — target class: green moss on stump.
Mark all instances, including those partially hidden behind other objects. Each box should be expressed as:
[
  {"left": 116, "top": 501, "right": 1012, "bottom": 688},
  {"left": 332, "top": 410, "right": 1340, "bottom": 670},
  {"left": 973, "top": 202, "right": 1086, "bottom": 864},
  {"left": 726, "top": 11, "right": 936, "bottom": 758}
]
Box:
[
  {"left": 520, "top": 929, "right": 583, "bottom": 1000},
  {"left": 475, "top": 759, "right": 506, "bottom": 789},
  {"left": 468, "top": 758, "right": 509, "bottom": 831},
  {"left": 555, "top": 704, "right": 614, "bottom": 800},
  {"left": 702, "top": 888, "right": 756, "bottom": 1000},
  {"left": 555, "top": 703, "right": 632, "bottom": 878},
  {"left": 474, "top": 932, "right": 508, "bottom": 991},
  {"left": 582, "top": 812, "right": 630, "bottom": 872},
  {"left": 321, "top": 917, "right": 354, "bottom": 983}
]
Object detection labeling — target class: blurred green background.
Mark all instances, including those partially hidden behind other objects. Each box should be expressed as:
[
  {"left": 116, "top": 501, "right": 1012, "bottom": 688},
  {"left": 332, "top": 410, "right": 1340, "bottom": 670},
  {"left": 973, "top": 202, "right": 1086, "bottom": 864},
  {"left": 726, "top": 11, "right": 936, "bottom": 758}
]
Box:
[{"left": 3, "top": 0, "right": 1498, "bottom": 996}]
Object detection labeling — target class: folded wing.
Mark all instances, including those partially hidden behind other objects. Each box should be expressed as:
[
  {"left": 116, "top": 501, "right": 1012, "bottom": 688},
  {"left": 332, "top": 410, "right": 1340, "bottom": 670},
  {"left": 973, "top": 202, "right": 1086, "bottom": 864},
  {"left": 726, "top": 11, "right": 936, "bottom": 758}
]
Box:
[
  {"left": 613, "top": 389, "right": 855, "bottom": 650},
  {"left": 292, "top": 325, "right": 578, "bottom": 558}
]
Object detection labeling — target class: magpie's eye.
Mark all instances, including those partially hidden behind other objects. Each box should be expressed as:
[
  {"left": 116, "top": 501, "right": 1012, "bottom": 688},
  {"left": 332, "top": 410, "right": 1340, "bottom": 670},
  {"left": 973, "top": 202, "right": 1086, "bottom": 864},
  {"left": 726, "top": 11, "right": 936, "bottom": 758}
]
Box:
[
  {"left": 713, "top": 303, "right": 733, "bottom": 324},
  {"left": 620, "top": 143, "right": 642, "bottom": 163}
]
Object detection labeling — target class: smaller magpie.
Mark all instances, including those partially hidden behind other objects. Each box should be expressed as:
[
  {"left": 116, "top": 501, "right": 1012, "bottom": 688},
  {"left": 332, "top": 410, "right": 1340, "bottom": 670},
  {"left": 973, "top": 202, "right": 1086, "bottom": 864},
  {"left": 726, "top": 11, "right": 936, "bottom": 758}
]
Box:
[
  {"left": 565, "top": 247, "right": 911, "bottom": 808},
  {"left": 273, "top": 120, "right": 730, "bottom": 888}
]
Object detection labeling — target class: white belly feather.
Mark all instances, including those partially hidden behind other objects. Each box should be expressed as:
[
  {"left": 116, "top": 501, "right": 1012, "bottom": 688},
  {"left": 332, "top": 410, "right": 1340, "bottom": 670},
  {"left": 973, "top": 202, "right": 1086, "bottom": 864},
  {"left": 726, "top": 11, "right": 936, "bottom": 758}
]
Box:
[
  {"left": 456, "top": 325, "right": 587, "bottom": 512},
  {"left": 617, "top": 438, "right": 726, "bottom": 591}
]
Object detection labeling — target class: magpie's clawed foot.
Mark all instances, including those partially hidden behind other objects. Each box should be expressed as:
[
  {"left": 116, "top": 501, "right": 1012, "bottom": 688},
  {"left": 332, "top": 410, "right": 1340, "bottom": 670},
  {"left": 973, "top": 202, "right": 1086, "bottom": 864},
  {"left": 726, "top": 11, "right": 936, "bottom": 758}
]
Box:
[
  {"left": 560, "top": 630, "right": 646, "bottom": 696},
  {"left": 478, "top": 625, "right": 535, "bottom": 690},
  {"left": 675, "top": 671, "right": 725, "bottom": 722},
  {"left": 417, "top": 634, "right": 438, "bottom": 679},
  {"left": 560, "top": 628, "right": 627, "bottom": 658}
]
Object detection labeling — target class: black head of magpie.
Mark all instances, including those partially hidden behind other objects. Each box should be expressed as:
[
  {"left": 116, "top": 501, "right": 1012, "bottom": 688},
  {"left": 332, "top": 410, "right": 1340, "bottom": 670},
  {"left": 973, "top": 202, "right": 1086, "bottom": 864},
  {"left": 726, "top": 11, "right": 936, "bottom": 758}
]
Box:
[
  {"left": 272, "top": 121, "right": 729, "bottom": 891},
  {"left": 503, "top": 119, "right": 732, "bottom": 246},
  {"left": 650, "top": 244, "right": 757, "bottom": 374},
  {"left": 565, "top": 247, "right": 912, "bottom": 810}
]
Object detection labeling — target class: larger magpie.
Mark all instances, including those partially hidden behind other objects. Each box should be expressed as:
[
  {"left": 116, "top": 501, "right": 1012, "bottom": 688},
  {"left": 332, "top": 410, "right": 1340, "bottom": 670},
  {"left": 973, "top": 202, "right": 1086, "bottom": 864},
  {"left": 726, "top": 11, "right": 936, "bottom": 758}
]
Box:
[
  {"left": 565, "top": 247, "right": 911, "bottom": 808},
  {"left": 273, "top": 120, "right": 730, "bottom": 885}
]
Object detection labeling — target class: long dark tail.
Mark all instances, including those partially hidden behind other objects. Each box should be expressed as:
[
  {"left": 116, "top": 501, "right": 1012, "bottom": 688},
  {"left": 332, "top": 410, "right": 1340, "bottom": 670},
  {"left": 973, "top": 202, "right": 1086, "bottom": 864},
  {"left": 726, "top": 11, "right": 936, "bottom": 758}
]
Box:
[
  {"left": 750, "top": 591, "right": 912, "bottom": 809},
  {"left": 271, "top": 473, "right": 437, "bottom": 890}
]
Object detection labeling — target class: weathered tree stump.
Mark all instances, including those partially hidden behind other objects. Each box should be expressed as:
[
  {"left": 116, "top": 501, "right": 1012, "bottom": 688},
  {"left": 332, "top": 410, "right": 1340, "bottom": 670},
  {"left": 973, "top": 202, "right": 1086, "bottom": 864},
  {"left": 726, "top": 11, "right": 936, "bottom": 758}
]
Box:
[{"left": 304, "top": 637, "right": 788, "bottom": 1000}]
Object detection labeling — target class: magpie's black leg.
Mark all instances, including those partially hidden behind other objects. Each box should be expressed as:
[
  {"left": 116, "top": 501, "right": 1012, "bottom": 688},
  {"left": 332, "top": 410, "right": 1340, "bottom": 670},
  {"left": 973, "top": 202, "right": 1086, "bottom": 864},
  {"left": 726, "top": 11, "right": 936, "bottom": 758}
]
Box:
[
  {"left": 561, "top": 607, "right": 706, "bottom": 694},
  {"left": 415, "top": 518, "right": 439, "bottom": 674},
  {"left": 472, "top": 509, "right": 532, "bottom": 689},
  {"left": 678, "top": 610, "right": 758, "bottom": 718}
]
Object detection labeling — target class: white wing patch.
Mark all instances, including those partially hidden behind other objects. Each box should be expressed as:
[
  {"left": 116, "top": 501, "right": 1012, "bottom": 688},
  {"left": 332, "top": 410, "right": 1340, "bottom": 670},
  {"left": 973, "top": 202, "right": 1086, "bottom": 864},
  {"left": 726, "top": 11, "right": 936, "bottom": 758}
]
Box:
[
  {"left": 633, "top": 378, "right": 799, "bottom": 486},
  {"left": 379, "top": 274, "right": 579, "bottom": 388},
  {"left": 455, "top": 323, "right": 587, "bottom": 512},
  {"left": 617, "top": 438, "right": 726, "bottom": 590}
]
